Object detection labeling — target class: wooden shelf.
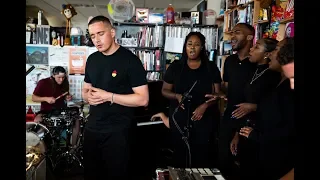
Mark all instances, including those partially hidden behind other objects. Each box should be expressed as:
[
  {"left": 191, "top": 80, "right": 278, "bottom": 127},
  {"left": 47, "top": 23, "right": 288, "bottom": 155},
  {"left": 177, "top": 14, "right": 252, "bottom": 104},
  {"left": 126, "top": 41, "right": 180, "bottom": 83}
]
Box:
[
  {"left": 254, "top": 20, "right": 269, "bottom": 24},
  {"left": 225, "top": 1, "right": 254, "bottom": 13},
  {"left": 279, "top": 16, "right": 294, "bottom": 24}
]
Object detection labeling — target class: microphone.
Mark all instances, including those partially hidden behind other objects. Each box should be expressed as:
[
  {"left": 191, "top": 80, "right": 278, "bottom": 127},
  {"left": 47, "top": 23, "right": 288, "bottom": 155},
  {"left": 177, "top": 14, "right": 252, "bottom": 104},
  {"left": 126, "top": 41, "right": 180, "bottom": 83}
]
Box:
[{"left": 174, "top": 80, "right": 198, "bottom": 113}]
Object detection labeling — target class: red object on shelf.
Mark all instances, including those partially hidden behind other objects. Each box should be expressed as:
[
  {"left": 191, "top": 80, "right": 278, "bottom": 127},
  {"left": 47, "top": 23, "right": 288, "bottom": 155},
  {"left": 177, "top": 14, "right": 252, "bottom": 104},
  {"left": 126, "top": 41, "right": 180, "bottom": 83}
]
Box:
[{"left": 26, "top": 106, "right": 36, "bottom": 122}]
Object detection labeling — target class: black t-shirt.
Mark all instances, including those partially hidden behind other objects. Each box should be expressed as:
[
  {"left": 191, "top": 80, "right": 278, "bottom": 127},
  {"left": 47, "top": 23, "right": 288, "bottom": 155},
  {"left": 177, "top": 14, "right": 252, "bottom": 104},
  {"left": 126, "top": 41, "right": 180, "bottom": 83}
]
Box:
[
  {"left": 244, "top": 64, "right": 281, "bottom": 104},
  {"left": 223, "top": 54, "right": 256, "bottom": 113},
  {"left": 163, "top": 60, "right": 222, "bottom": 128},
  {"left": 237, "top": 64, "right": 281, "bottom": 128},
  {"left": 84, "top": 46, "right": 147, "bottom": 132},
  {"left": 249, "top": 79, "right": 294, "bottom": 179}
]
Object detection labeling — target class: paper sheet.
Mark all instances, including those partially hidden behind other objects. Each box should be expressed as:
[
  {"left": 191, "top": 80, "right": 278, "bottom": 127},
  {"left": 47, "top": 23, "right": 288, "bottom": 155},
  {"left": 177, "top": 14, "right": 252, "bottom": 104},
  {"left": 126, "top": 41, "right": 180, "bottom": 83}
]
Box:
[
  {"left": 48, "top": 46, "right": 70, "bottom": 66},
  {"left": 164, "top": 37, "right": 184, "bottom": 53}
]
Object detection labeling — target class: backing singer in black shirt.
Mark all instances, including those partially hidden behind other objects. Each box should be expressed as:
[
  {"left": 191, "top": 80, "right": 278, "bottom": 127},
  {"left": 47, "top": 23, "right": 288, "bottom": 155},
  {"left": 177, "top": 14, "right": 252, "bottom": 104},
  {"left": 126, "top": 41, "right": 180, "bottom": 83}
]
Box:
[{"left": 162, "top": 32, "right": 222, "bottom": 168}]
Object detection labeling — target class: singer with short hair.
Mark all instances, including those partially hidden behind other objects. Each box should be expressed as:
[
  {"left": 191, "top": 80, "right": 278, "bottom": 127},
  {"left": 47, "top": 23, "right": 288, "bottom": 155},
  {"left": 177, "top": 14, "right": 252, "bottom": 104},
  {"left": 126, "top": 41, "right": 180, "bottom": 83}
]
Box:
[
  {"left": 82, "top": 16, "right": 149, "bottom": 180},
  {"left": 162, "top": 32, "right": 222, "bottom": 168}
]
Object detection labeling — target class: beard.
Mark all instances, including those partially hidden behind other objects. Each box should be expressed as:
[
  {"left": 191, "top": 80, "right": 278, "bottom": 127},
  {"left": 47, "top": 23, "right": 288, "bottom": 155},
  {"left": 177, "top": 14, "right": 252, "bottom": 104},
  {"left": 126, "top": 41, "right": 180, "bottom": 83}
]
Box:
[{"left": 232, "top": 40, "right": 246, "bottom": 51}]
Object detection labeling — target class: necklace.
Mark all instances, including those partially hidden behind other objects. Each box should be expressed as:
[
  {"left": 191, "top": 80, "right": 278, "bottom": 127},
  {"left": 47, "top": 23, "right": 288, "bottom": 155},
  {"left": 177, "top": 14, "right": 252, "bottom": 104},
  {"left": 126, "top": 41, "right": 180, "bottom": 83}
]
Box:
[{"left": 250, "top": 68, "right": 269, "bottom": 84}]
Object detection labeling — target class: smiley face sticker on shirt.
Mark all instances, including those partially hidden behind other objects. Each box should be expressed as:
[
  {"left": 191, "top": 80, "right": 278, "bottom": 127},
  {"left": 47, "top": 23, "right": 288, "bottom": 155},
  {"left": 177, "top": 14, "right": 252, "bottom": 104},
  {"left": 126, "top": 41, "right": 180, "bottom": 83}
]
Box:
[{"left": 112, "top": 70, "right": 117, "bottom": 77}]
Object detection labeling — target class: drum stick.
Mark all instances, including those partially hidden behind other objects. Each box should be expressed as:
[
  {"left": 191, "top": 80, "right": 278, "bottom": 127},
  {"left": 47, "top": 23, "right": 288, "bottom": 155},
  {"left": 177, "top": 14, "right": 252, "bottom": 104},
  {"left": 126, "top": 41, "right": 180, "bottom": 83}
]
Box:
[{"left": 56, "top": 92, "right": 68, "bottom": 100}]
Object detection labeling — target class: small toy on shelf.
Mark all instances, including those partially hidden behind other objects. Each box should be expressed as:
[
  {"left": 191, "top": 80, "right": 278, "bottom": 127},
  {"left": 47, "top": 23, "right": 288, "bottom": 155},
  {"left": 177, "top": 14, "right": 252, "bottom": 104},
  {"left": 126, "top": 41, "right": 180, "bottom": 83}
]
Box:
[
  {"left": 285, "top": 22, "right": 294, "bottom": 37},
  {"left": 283, "top": 0, "right": 294, "bottom": 19}
]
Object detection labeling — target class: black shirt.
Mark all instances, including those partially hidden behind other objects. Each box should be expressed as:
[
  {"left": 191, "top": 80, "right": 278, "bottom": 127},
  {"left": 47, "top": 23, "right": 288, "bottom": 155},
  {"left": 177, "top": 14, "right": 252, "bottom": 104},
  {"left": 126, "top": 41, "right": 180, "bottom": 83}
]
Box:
[
  {"left": 223, "top": 54, "right": 256, "bottom": 113},
  {"left": 244, "top": 64, "right": 281, "bottom": 104},
  {"left": 164, "top": 60, "right": 222, "bottom": 127},
  {"left": 84, "top": 46, "right": 147, "bottom": 132},
  {"left": 249, "top": 79, "right": 294, "bottom": 179}
]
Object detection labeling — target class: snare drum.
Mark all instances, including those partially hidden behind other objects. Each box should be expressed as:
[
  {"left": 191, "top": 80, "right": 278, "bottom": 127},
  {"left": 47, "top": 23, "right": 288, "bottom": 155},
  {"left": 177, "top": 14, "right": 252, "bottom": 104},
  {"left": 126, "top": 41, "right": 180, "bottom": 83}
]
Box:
[{"left": 26, "top": 122, "right": 50, "bottom": 154}]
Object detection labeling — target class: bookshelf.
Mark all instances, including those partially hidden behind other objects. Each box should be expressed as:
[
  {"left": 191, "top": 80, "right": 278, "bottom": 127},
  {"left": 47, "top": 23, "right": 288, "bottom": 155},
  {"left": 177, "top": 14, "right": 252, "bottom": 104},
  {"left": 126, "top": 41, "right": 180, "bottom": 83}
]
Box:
[
  {"left": 113, "top": 22, "right": 165, "bottom": 81},
  {"left": 218, "top": 0, "right": 293, "bottom": 113},
  {"left": 221, "top": 0, "right": 294, "bottom": 74}
]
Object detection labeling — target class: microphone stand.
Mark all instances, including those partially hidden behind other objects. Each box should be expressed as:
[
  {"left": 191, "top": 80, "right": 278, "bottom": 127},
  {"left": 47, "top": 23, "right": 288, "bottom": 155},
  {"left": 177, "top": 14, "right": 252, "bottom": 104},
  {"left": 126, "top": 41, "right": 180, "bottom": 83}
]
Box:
[{"left": 172, "top": 80, "right": 197, "bottom": 168}]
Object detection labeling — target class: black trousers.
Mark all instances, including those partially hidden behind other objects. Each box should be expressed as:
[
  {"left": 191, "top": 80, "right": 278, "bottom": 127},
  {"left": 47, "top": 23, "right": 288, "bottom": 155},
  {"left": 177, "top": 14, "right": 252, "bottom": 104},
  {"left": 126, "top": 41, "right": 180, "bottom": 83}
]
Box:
[
  {"left": 237, "top": 137, "right": 258, "bottom": 180},
  {"left": 170, "top": 115, "right": 217, "bottom": 168},
  {"left": 83, "top": 128, "right": 135, "bottom": 180},
  {"left": 217, "top": 110, "right": 239, "bottom": 177}
]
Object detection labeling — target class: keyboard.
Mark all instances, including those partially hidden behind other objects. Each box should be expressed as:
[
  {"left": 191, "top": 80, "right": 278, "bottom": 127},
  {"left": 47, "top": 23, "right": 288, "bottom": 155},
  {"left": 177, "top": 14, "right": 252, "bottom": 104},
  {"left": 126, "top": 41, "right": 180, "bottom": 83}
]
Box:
[{"left": 168, "top": 167, "right": 225, "bottom": 180}]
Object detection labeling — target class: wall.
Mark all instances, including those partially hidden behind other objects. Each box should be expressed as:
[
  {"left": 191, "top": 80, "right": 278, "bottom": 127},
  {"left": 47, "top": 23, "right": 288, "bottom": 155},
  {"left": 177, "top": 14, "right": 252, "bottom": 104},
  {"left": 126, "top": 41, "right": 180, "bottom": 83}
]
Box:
[
  {"left": 190, "top": 0, "right": 206, "bottom": 11},
  {"left": 207, "top": 0, "right": 222, "bottom": 15}
]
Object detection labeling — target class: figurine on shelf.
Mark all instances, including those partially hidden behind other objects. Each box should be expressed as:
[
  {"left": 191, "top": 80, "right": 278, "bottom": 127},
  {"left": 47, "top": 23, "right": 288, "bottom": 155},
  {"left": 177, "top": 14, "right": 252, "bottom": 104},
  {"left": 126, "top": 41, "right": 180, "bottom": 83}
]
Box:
[
  {"left": 61, "top": 4, "right": 77, "bottom": 45},
  {"left": 285, "top": 22, "right": 294, "bottom": 38},
  {"left": 51, "top": 30, "right": 58, "bottom": 46},
  {"left": 84, "top": 17, "right": 94, "bottom": 47}
]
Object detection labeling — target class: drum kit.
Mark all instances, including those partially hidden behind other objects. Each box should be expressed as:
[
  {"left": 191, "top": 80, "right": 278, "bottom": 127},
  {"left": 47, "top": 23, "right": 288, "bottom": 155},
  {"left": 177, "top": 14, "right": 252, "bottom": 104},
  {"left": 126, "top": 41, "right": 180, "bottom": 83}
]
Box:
[{"left": 26, "top": 101, "right": 89, "bottom": 174}]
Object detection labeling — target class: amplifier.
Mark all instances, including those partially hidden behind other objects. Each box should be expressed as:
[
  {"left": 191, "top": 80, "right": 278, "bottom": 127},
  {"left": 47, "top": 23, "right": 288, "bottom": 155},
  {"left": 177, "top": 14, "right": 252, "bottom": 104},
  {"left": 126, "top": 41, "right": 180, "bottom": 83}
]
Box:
[{"left": 168, "top": 166, "right": 225, "bottom": 180}]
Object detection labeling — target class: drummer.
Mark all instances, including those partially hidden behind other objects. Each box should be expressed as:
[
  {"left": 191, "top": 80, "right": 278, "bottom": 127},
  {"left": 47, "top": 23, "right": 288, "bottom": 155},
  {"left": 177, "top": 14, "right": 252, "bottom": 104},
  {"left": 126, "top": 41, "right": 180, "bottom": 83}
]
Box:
[{"left": 31, "top": 66, "right": 80, "bottom": 148}]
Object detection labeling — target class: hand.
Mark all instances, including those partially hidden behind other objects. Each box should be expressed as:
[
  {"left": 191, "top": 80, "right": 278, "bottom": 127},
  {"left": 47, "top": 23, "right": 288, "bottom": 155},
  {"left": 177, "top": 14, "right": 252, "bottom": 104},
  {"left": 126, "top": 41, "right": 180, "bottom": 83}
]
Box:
[
  {"left": 191, "top": 103, "right": 208, "bottom": 121},
  {"left": 46, "top": 97, "right": 56, "bottom": 104},
  {"left": 230, "top": 133, "right": 239, "bottom": 155},
  {"left": 151, "top": 112, "right": 165, "bottom": 121},
  {"left": 205, "top": 93, "right": 219, "bottom": 103},
  {"left": 175, "top": 94, "right": 184, "bottom": 109},
  {"left": 205, "top": 93, "right": 227, "bottom": 103},
  {"left": 151, "top": 112, "right": 170, "bottom": 128},
  {"left": 232, "top": 103, "right": 256, "bottom": 119},
  {"left": 65, "top": 95, "right": 72, "bottom": 101},
  {"left": 88, "top": 87, "right": 111, "bottom": 105},
  {"left": 239, "top": 126, "right": 253, "bottom": 138}
]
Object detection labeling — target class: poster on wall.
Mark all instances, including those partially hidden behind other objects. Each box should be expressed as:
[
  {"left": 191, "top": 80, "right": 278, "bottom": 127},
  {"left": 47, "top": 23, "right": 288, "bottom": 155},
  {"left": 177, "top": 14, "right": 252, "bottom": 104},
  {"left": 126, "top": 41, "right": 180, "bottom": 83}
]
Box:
[
  {"left": 26, "top": 45, "right": 49, "bottom": 64},
  {"left": 69, "top": 75, "right": 85, "bottom": 100},
  {"left": 88, "top": 47, "right": 98, "bottom": 56},
  {"left": 69, "top": 47, "right": 87, "bottom": 74},
  {"left": 26, "top": 64, "right": 50, "bottom": 105},
  {"left": 48, "top": 46, "right": 70, "bottom": 66}
]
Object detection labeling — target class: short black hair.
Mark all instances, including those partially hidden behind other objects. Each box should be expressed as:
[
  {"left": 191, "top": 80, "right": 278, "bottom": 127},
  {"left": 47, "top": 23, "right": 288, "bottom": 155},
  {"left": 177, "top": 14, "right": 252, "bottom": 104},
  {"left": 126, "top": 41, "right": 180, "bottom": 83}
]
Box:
[
  {"left": 278, "top": 37, "right": 294, "bottom": 65},
  {"left": 88, "top": 15, "right": 112, "bottom": 26},
  {"left": 52, "top": 66, "right": 66, "bottom": 75},
  {"left": 236, "top": 23, "right": 255, "bottom": 35},
  {"left": 262, "top": 38, "right": 279, "bottom": 52}
]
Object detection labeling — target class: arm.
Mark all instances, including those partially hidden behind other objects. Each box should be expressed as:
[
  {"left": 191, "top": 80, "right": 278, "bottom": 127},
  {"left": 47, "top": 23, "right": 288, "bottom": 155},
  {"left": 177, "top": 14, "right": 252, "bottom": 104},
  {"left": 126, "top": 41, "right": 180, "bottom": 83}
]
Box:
[
  {"left": 279, "top": 168, "right": 294, "bottom": 180},
  {"left": 112, "top": 85, "right": 149, "bottom": 107},
  {"left": 110, "top": 54, "right": 149, "bottom": 107},
  {"left": 161, "top": 82, "right": 180, "bottom": 100},
  {"left": 32, "top": 94, "right": 48, "bottom": 103},
  {"left": 31, "top": 79, "right": 51, "bottom": 103},
  {"left": 161, "top": 63, "right": 181, "bottom": 101},
  {"left": 151, "top": 112, "right": 170, "bottom": 128}
]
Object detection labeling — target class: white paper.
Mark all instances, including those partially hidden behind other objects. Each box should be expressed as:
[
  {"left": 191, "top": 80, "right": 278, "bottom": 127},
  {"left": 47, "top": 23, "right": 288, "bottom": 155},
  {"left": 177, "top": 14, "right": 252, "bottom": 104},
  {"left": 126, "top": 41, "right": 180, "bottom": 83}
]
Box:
[
  {"left": 69, "top": 75, "right": 85, "bottom": 100},
  {"left": 88, "top": 47, "right": 98, "bottom": 56},
  {"left": 48, "top": 46, "right": 70, "bottom": 66},
  {"left": 164, "top": 37, "right": 185, "bottom": 53}
]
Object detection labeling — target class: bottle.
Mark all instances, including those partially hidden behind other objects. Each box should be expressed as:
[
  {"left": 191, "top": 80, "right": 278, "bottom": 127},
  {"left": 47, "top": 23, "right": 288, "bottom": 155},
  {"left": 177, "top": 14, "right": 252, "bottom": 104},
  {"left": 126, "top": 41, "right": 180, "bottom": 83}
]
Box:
[
  {"left": 38, "top": 10, "right": 43, "bottom": 25},
  {"left": 166, "top": 4, "right": 175, "bottom": 24}
]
